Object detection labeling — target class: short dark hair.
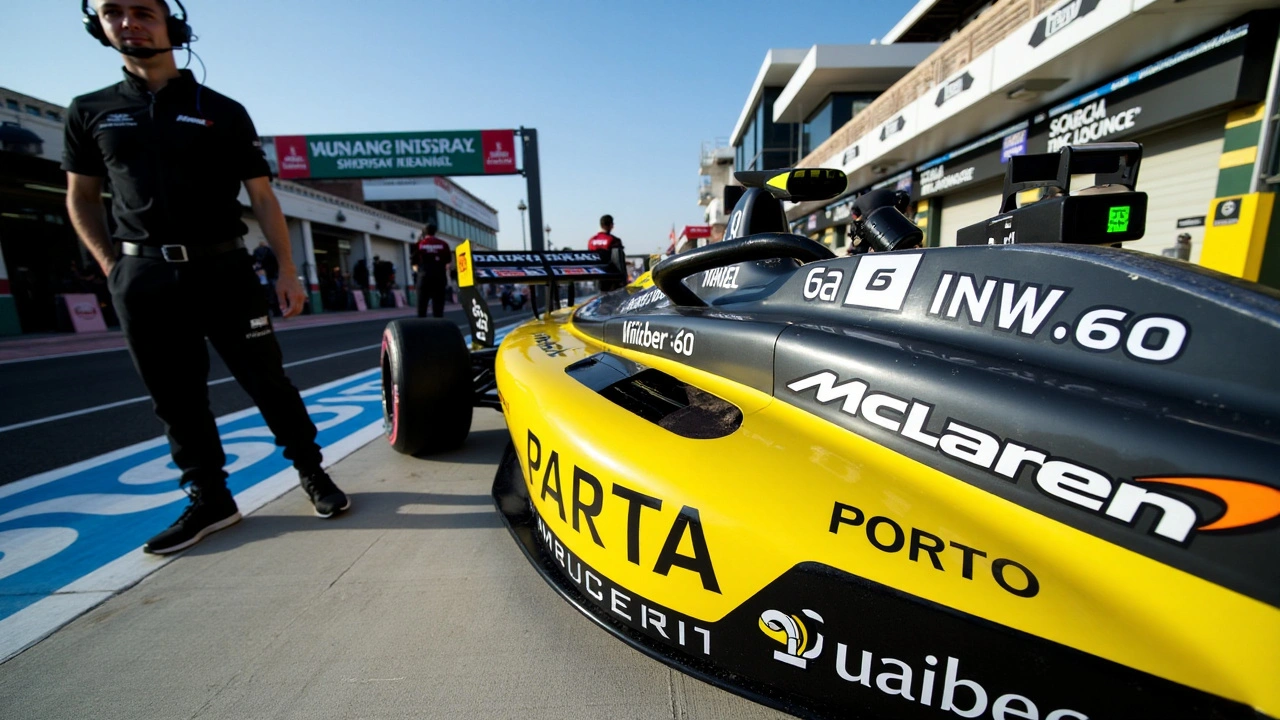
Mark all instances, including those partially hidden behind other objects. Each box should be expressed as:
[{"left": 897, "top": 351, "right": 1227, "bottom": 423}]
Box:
[
  {"left": 104, "top": 0, "right": 171, "bottom": 16},
  {"left": 600, "top": 214, "right": 613, "bottom": 228},
  {"left": 426, "top": 223, "right": 438, "bottom": 235}
]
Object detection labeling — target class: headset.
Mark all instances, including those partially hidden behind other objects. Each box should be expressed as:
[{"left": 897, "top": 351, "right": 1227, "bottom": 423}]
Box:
[{"left": 82, "top": 0, "right": 193, "bottom": 57}]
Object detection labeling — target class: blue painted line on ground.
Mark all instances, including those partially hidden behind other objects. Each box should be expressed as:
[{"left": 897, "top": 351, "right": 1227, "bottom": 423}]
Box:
[
  {"left": 0, "top": 369, "right": 383, "bottom": 623},
  {"left": 0, "top": 319, "right": 524, "bottom": 627}
]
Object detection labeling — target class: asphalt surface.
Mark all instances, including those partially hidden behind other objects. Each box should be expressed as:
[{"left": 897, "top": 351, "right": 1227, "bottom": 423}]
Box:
[
  {"left": 0, "top": 409, "right": 787, "bottom": 720},
  {"left": 0, "top": 304, "right": 532, "bottom": 487}
]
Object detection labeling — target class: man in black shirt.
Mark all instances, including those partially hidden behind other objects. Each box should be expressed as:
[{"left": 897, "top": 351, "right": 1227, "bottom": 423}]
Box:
[
  {"left": 414, "top": 223, "right": 450, "bottom": 318},
  {"left": 65, "top": 0, "right": 349, "bottom": 555}
]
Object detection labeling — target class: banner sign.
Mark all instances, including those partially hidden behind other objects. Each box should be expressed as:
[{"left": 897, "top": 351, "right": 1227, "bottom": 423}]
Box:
[
  {"left": 681, "top": 225, "right": 713, "bottom": 239},
  {"left": 914, "top": 121, "right": 1030, "bottom": 199},
  {"left": 270, "top": 129, "right": 519, "bottom": 179},
  {"left": 1028, "top": 21, "right": 1266, "bottom": 155},
  {"left": 60, "top": 294, "right": 107, "bottom": 333}
]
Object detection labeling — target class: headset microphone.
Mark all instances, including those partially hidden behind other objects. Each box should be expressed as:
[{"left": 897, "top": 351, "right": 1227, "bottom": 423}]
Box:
[{"left": 117, "top": 44, "right": 177, "bottom": 59}]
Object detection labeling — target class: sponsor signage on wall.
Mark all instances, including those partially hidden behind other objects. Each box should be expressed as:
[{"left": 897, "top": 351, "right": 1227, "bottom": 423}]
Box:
[
  {"left": 914, "top": 121, "right": 1030, "bottom": 199},
  {"left": 266, "top": 129, "right": 519, "bottom": 179},
  {"left": 1027, "top": 21, "right": 1267, "bottom": 155},
  {"left": 1028, "top": 0, "right": 1102, "bottom": 47},
  {"left": 917, "top": 51, "right": 996, "bottom": 130},
  {"left": 866, "top": 97, "right": 922, "bottom": 159},
  {"left": 991, "top": 0, "right": 1131, "bottom": 91}
]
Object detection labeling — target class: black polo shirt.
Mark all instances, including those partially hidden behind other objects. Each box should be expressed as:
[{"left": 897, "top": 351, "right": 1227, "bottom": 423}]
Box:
[{"left": 62, "top": 68, "right": 271, "bottom": 246}]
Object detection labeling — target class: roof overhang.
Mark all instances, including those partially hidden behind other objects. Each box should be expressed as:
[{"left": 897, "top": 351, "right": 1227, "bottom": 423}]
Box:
[
  {"left": 773, "top": 44, "right": 941, "bottom": 123},
  {"left": 729, "top": 48, "right": 807, "bottom": 147},
  {"left": 882, "top": 0, "right": 946, "bottom": 44}
]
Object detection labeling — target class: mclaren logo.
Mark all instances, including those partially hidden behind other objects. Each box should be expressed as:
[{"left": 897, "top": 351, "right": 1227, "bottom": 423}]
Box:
[
  {"left": 760, "top": 608, "right": 824, "bottom": 669},
  {"left": 786, "top": 370, "right": 1280, "bottom": 544}
]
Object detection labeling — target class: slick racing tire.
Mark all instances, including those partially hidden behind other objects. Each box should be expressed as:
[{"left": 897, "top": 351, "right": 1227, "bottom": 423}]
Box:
[{"left": 381, "top": 319, "right": 473, "bottom": 455}]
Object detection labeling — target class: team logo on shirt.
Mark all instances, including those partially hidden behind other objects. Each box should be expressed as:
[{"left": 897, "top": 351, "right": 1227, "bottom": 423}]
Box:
[
  {"left": 246, "top": 315, "right": 273, "bottom": 339},
  {"left": 176, "top": 114, "right": 213, "bottom": 127},
  {"left": 98, "top": 112, "right": 138, "bottom": 129}
]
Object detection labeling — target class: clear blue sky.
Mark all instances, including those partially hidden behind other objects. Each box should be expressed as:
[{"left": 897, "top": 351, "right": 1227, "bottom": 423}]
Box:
[{"left": 4, "top": 1, "right": 915, "bottom": 254}]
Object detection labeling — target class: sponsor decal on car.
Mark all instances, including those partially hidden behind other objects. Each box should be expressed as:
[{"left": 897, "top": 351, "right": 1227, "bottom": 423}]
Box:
[
  {"left": 618, "top": 287, "right": 669, "bottom": 314},
  {"left": 532, "top": 511, "right": 713, "bottom": 656},
  {"left": 701, "top": 266, "right": 740, "bottom": 289},
  {"left": 802, "top": 254, "right": 924, "bottom": 312},
  {"left": 828, "top": 502, "right": 1039, "bottom": 598},
  {"left": 786, "top": 370, "right": 1279, "bottom": 545},
  {"left": 527, "top": 429, "right": 721, "bottom": 593},
  {"left": 532, "top": 333, "right": 566, "bottom": 358},
  {"left": 760, "top": 604, "right": 1090, "bottom": 720}
]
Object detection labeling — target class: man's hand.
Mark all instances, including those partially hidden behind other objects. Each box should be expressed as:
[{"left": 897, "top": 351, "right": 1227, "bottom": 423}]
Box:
[{"left": 275, "top": 271, "right": 308, "bottom": 318}]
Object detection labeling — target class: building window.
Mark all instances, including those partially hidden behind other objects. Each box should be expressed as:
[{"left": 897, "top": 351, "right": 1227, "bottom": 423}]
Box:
[
  {"left": 46, "top": 110, "right": 60, "bottom": 121},
  {"left": 5, "top": 99, "right": 18, "bottom": 111},
  {"left": 26, "top": 105, "right": 41, "bottom": 117},
  {"left": 803, "top": 93, "right": 877, "bottom": 157}
]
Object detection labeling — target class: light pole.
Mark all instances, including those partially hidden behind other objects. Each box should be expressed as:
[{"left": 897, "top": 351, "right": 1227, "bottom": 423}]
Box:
[
  {"left": 517, "top": 200, "right": 528, "bottom": 251},
  {"left": 545, "top": 224, "right": 551, "bottom": 248}
]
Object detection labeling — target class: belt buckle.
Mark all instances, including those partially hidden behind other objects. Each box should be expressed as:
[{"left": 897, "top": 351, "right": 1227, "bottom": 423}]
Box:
[{"left": 161, "top": 245, "right": 189, "bottom": 263}]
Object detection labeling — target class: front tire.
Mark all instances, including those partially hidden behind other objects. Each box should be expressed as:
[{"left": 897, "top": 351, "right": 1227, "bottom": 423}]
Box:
[{"left": 381, "top": 319, "right": 473, "bottom": 455}]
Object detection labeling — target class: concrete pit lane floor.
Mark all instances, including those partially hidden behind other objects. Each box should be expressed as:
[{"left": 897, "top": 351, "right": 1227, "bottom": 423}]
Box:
[{"left": 0, "top": 408, "right": 790, "bottom": 720}]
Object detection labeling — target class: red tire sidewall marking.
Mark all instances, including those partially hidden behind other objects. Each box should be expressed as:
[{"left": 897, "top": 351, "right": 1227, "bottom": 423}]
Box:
[{"left": 381, "top": 331, "right": 400, "bottom": 445}]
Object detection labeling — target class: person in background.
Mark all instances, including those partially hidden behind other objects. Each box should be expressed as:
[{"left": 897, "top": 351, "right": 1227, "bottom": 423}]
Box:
[
  {"left": 252, "top": 240, "right": 280, "bottom": 316},
  {"left": 414, "top": 223, "right": 450, "bottom": 318},
  {"left": 352, "top": 258, "right": 369, "bottom": 293},
  {"left": 373, "top": 254, "right": 392, "bottom": 307},
  {"left": 587, "top": 214, "right": 626, "bottom": 292}
]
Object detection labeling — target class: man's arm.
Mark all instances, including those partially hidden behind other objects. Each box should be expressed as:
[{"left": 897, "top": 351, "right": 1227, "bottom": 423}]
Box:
[
  {"left": 244, "top": 176, "right": 308, "bottom": 318},
  {"left": 66, "top": 173, "right": 115, "bottom": 275}
]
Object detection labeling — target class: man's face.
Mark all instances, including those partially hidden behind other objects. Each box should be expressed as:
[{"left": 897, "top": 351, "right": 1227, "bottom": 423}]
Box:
[{"left": 96, "top": 0, "right": 171, "bottom": 51}]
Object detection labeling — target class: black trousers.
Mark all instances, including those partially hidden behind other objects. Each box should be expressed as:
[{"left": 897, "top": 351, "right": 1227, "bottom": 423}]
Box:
[
  {"left": 417, "top": 275, "right": 446, "bottom": 318},
  {"left": 110, "top": 248, "right": 322, "bottom": 491}
]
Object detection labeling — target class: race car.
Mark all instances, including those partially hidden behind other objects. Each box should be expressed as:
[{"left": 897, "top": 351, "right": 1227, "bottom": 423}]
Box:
[{"left": 380, "top": 142, "right": 1280, "bottom": 719}]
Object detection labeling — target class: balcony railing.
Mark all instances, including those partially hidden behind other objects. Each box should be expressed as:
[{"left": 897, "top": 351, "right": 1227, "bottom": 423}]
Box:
[{"left": 799, "top": 0, "right": 1058, "bottom": 169}]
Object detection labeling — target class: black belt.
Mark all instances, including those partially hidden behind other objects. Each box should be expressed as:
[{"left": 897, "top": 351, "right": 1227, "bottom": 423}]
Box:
[{"left": 121, "top": 238, "right": 244, "bottom": 263}]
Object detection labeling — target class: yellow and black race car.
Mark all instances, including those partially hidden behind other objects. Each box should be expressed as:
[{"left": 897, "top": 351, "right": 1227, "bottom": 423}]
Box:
[{"left": 381, "top": 143, "right": 1280, "bottom": 720}]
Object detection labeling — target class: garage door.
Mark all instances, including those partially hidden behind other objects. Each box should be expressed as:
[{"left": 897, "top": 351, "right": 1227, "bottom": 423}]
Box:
[
  {"left": 1124, "top": 115, "right": 1224, "bottom": 263},
  {"left": 936, "top": 180, "right": 1003, "bottom": 247}
]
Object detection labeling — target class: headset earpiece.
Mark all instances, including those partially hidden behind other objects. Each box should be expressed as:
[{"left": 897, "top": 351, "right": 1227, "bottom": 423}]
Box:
[
  {"left": 165, "top": 15, "right": 191, "bottom": 47},
  {"left": 167, "top": 0, "right": 193, "bottom": 47},
  {"left": 82, "top": 0, "right": 111, "bottom": 46}
]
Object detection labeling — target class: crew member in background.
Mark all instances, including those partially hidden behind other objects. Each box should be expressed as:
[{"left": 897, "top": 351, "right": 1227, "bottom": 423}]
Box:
[
  {"left": 588, "top": 214, "right": 626, "bottom": 292},
  {"left": 373, "top": 254, "right": 392, "bottom": 307},
  {"left": 64, "top": 0, "right": 350, "bottom": 556},
  {"left": 252, "top": 240, "right": 280, "bottom": 316},
  {"left": 414, "top": 223, "right": 450, "bottom": 318}
]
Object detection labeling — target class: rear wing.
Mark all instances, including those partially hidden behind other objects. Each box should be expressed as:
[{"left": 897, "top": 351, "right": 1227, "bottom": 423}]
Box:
[
  {"left": 454, "top": 240, "right": 629, "bottom": 348},
  {"left": 455, "top": 241, "right": 626, "bottom": 289}
]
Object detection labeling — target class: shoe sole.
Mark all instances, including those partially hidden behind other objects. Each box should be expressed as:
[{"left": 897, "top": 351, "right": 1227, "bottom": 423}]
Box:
[
  {"left": 314, "top": 497, "right": 352, "bottom": 519},
  {"left": 143, "top": 512, "right": 242, "bottom": 555}
]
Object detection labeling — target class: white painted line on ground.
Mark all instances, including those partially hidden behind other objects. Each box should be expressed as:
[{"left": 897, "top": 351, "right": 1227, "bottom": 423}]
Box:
[
  {"left": 0, "top": 368, "right": 380, "bottom": 501},
  {"left": 0, "top": 346, "right": 128, "bottom": 366},
  {"left": 0, "top": 344, "right": 382, "bottom": 435},
  {"left": 0, "top": 419, "right": 385, "bottom": 664},
  {"left": 0, "top": 592, "right": 114, "bottom": 663}
]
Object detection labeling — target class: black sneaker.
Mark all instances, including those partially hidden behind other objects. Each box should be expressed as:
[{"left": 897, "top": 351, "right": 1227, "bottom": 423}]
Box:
[
  {"left": 300, "top": 470, "right": 350, "bottom": 518},
  {"left": 143, "top": 486, "right": 241, "bottom": 555}
]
